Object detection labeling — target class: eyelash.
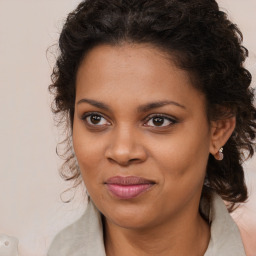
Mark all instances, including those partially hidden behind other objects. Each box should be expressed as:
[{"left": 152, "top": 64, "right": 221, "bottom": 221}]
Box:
[
  {"left": 81, "top": 112, "right": 111, "bottom": 127},
  {"left": 81, "top": 112, "right": 177, "bottom": 128},
  {"left": 143, "top": 114, "right": 177, "bottom": 128}
]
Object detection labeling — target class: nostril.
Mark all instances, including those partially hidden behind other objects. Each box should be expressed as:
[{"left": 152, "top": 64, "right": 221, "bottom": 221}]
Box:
[{"left": 4, "top": 240, "right": 10, "bottom": 246}]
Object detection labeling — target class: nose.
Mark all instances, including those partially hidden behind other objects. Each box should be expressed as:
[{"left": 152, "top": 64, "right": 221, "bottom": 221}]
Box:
[{"left": 105, "top": 126, "right": 147, "bottom": 166}]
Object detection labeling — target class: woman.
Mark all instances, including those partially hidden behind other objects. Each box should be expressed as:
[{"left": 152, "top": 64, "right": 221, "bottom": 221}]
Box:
[{"left": 48, "top": 0, "right": 256, "bottom": 255}]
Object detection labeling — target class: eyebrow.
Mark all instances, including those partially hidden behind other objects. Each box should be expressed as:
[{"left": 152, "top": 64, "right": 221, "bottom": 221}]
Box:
[
  {"left": 137, "top": 100, "right": 186, "bottom": 112},
  {"left": 76, "top": 98, "right": 186, "bottom": 112},
  {"left": 77, "top": 98, "right": 110, "bottom": 110}
]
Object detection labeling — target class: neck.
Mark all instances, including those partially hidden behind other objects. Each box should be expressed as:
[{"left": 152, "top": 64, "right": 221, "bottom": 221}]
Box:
[{"left": 104, "top": 211, "right": 210, "bottom": 256}]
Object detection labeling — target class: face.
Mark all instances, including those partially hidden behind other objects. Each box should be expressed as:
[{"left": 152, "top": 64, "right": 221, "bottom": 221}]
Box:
[{"left": 73, "top": 44, "right": 212, "bottom": 230}]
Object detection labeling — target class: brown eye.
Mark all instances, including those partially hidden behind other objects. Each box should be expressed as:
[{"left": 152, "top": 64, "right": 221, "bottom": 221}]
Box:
[
  {"left": 84, "top": 113, "right": 110, "bottom": 126},
  {"left": 144, "top": 115, "right": 176, "bottom": 127},
  {"left": 152, "top": 117, "right": 165, "bottom": 126},
  {"left": 90, "top": 114, "right": 102, "bottom": 124}
]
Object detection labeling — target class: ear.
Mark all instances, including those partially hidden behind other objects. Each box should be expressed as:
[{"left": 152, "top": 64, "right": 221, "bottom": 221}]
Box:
[{"left": 209, "top": 116, "right": 236, "bottom": 155}]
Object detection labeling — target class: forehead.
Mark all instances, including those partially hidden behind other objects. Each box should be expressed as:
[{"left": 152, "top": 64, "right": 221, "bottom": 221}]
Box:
[{"left": 76, "top": 43, "right": 205, "bottom": 111}]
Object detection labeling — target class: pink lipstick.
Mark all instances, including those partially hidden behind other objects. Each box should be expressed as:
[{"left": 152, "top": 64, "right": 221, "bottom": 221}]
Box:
[{"left": 105, "top": 176, "right": 155, "bottom": 199}]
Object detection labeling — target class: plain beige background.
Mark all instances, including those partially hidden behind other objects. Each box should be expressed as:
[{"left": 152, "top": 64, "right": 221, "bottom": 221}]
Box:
[{"left": 0, "top": 0, "right": 255, "bottom": 255}]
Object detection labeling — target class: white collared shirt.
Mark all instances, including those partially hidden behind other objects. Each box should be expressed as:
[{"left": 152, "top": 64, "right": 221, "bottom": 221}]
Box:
[{"left": 48, "top": 193, "right": 246, "bottom": 256}]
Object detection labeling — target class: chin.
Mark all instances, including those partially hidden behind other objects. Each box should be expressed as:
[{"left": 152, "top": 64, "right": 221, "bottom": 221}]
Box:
[
  {"left": 109, "top": 215, "right": 153, "bottom": 230},
  {"left": 103, "top": 203, "right": 157, "bottom": 230}
]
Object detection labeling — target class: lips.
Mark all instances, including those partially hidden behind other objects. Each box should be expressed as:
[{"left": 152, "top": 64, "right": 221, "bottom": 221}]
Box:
[{"left": 105, "top": 176, "right": 155, "bottom": 199}]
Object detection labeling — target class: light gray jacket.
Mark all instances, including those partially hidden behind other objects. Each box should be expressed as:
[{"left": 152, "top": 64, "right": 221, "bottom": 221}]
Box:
[{"left": 48, "top": 193, "right": 246, "bottom": 256}]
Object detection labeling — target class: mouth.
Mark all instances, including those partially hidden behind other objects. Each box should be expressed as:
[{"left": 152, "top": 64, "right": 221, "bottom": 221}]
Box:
[{"left": 105, "top": 176, "right": 155, "bottom": 199}]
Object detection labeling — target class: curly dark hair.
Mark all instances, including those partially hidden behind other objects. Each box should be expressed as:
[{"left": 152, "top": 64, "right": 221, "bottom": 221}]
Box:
[{"left": 49, "top": 0, "right": 256, "bottom": 211}]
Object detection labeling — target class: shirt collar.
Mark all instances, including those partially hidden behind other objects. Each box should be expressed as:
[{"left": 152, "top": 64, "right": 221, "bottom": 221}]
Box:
[
  {"left": 204, "top": 193, "right": 246, "bottom": 255},
  {"left": 48, "top": 193, "right": 246, "bottom": 256}
]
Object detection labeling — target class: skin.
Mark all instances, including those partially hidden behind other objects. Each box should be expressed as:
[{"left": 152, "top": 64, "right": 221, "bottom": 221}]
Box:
[{"left": 73, "top": 44, "right": 236, "bottom": 256}]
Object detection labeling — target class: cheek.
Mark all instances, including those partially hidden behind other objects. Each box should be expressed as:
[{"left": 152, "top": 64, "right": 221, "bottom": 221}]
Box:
[
  {"left": 73, "top": 119, "right": 103, "bottom": 164},
  {"left": 73, "top": 134, "right": 105, "bottom": 199},
  {"left": 74, "top": 138, "right": 103, "bottom": 167},
  {"left": 72, "top": 121, "right": 105, "bottom": 186},
  {"left": 151, "top": 123, "right": 210, "bottom": 183}
]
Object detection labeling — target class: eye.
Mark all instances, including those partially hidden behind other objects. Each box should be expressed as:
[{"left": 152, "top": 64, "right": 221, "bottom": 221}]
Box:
[
  {"left": 82, "top": 113, "right": 110, "bottom": 126},
  {"left": 144, "top": 114, "right": 176, "bottom": 127}
]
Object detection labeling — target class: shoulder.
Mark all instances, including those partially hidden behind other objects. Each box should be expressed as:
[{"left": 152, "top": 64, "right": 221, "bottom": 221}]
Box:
[
  {"left": 47, "top": 193, "right": 246, "bottom": 256},
  {"left": 47, "top": 201, "right": 105, "bottom": 256},
  {"left": 204, "top": 193, "right": 246, "bottom": 256}
]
